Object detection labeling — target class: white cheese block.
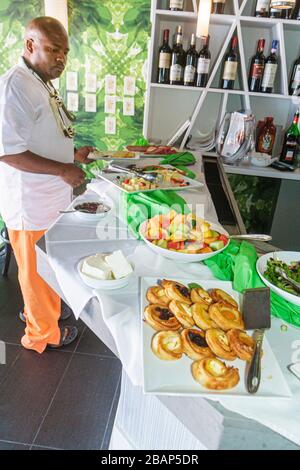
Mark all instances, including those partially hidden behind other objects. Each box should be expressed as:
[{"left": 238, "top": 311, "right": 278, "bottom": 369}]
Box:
[
  {"left": 81, "top": 254, "right": 112, "bottom": 280},
  {"left": 104, "top": 250, "right": 133, "bottom": 279}
]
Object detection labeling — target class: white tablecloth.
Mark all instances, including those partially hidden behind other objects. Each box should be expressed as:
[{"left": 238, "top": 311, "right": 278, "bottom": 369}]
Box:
[{"left": 44, "top": 177, "right": 300, "bottom": 447}]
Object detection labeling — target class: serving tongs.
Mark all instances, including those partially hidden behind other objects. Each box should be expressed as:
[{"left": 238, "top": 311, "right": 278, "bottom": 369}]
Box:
[
  {"left": 102, "top": 162, "right": 162, "bottom": 183},
  {"left": 274, "top": 266, "right": 300, "bottom": 294}
]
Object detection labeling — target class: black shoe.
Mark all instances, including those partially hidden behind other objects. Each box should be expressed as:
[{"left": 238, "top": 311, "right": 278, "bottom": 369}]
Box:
[
  {"left": 48, "top": 325, "right": 78, "bottom": 349},
  {"left": 19, "top": 301, "right": 73, "bottom": 323}
]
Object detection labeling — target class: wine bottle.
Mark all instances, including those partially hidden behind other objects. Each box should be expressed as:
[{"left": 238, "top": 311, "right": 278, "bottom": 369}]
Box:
[
  {"left": 269, "top": 8, "right": 281, "bottom": 17},
  {"left": 248, "top": 38, "right": 265, "bottom": 92},
  {"left": 289, "top": 55, "right": 300, "bottom": 96},
  {"left": 256, "top": 117, "right": 276, "bottom": 155},
  {"left": 184, "top": 33, "right": 198, "bottom": 86},
  {"left": 157, "top": 29, "right": 172, "bottom": 84},
  {"left": 170, "top": 25, "right": 186, "bottom": 86},
  {"left": 169, "top": 0, "right": 184, "bottom": 11},
  {"left": 260, "top": 40, "right": 278, "bottom": 93},
  {"left": 221, "top": 36, "right": 238, "bottom": 90},
  {"left": 196, "top": 35, "right": 211, "bottom": 87},
  {"left": 280, "top": 110, "right": 300, "bottom": 164},
  {"left": 211, "top": 0, "right": 226, "bottom": 14},
  {"left": 254, "top": 0, "right": 270, "bottom": 17},
  {"left": 281, "top": 8, "right": 292, "bottom": 18},
  {"left": 293, "top": 0, "right": 300, "bottom": 18}
]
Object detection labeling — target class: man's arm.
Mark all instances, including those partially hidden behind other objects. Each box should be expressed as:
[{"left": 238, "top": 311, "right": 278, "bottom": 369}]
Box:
[{"left": 0, "top": 150, "right": 85, "bottom": 188}]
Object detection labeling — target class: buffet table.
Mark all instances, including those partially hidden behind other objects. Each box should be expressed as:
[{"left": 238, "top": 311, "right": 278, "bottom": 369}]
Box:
[{"left": 36, "top": 158, "right": 300, "bottom": 450}]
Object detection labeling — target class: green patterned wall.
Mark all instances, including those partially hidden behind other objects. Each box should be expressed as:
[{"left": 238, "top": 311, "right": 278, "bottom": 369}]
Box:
[{"left": 0, "top": 0, "right": 151, "bottom": 150}]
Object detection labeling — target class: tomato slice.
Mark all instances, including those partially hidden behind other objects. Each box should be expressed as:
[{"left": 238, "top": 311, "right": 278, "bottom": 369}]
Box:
[{"left": 219, "top": 234, "right": 228, "bottom": 245}]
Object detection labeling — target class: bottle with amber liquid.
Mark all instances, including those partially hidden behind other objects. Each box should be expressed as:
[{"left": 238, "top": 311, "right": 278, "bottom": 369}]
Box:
[
  {"left": 256, "top": 117, "right": 276, "bottom": 155},
  {"left": 280, "top": 110, "right": 300, "bottom": 164},
  {"left": 248, "top": 38, "right": 265, "bottom": 92},
  {"left": 211, "top": 0, "right": 226, "bottom": 13}
]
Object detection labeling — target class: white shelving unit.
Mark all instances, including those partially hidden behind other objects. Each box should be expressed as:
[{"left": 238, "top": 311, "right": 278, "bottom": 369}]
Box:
[{"left": 144, "top": 0, "right": 300, "bottom": 149}]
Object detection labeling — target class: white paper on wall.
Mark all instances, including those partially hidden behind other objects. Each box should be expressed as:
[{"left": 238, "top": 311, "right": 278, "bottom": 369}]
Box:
[
  {"left": 105, "top": 75, "right": 117, "bottom": 95},
  {"left": 123, "top": 97, "right": 135, "bottom": 116},
  {"left": 105, "top": 95, "right": 116, "bottom": 114},
  {"left": 105, "top": 116, "right": 116, "bottom": 135},
  {"left": 66, "top": 71, "right": 78, "bottom": 91},
  {"left": 85, "top": 94, "right": 97, "bottom": 112},
  {"left": 85, "top": 73, "right": 97, "bottom": 92},
  {"left": 67, "top": 92, "right": 79, "bottom": 112},
  {"left": 124, "top": 76, "right": 136, "bottom": 96}
]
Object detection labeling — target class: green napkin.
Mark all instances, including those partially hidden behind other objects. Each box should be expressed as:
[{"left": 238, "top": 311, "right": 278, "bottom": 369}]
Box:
[
  {"left": 78, "top": 159, "right": 108, "bottom": 180},
  {"left": 159, "top": 152, "right": 196, "bottom": 167},
  {"left": 122, "top": 190, "right": 189, "bottom": 239},
  {"left": 204, "top": 240, "right": 300, "bottom": 327}
]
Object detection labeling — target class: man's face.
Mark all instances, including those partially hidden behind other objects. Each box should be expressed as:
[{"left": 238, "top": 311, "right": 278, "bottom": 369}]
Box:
[{"left": 27, "top": 30, "right": 69, "bottom": 81}]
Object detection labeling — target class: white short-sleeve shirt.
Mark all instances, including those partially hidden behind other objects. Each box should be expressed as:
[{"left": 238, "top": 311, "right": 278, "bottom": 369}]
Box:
[{"left": 0, "top": 57, "right": 74, "bottom": 230}]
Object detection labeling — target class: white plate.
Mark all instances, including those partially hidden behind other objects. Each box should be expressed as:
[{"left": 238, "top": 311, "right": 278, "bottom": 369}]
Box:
[
  {"left": 256, "top": 251, "right": 300, "bottom": 307},
  {"left": 139, "top": 221, "right": 229, "bottom": 263},
  {"left": 70, "top": 194, "right": 114, "bottom": 221},
  {"left": 141, "top": 277, "right": 291, "bottom": 399},
  {"left": 77, "top": 257, "right": 134, "bottom": 290}
]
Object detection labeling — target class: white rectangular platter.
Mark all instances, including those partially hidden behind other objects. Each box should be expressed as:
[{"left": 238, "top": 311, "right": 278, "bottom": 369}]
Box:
[
  {"left": 97, "top": 168, "right": 203, "bottom": 195},
  {"left": 141, "top": 277, "right": 292, "bottom": 399}
]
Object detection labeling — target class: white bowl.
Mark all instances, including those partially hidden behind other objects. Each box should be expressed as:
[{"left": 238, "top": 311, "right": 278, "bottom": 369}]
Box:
[
  {"left": 77, "top": 257, "right": 134, "bottom": 290},
  {"left": 249, "top": 152, "right": 276, "bottom": 167},
  {"left": 139, "top": 220, "right": 229, "bottom": 263},
  {"left": 71, "top": 195, "right": 113, "bottom": 221},
  {"left": 256, "top": 251, "right": 300, "bottom": 307}
]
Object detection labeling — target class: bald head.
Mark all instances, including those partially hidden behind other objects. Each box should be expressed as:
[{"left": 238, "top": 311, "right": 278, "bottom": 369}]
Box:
[{"left": 23, "top": 16, "right": 69, "bottom": 82}]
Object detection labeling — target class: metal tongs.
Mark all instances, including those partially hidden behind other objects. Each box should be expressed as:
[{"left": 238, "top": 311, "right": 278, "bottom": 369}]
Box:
[
  {"left": 274, "top": 266, "right": 300, "bottom": 294},
  {"left": 102, "top": 162, "right": 161, "bottom": 183}
]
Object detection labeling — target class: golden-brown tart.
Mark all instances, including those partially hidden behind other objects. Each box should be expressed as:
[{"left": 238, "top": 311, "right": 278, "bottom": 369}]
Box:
[
  {"left": 146, "top": 286, "right": 170, "bottom": 306},
  {"left": 192, "top": 357, "right": 240, "bottom": 390},
  {"left": 191, "top": 303, "right": 218, "bottom": 330},
  {"left": 159, "top": 279, "right": 191, "bottom": 305},
  {"left": 190, "top": 288, "right": 213, "bottom": 308},
  {"left": 227, "top": 329, "right": 255, "bottom": 362},
  {"left": 169, "top": 300, "right": 194, "bottom": 328},
  {"left": 151, "top": 331, "right": 183, "bottom": 361},
  {"left": 144, "top": 304, "right": 181, "bottom": 331},
  {"left": 210, "top": 288, "right": 238, "bottom": 308},
  {"left": 209, "top": 301, "right": 244, "bottom": 331},
  {"left": 181, "top": 328, "right": 214, "bottom": 361},
  {"left": 205, "top": 328, "right": 237, "bottom": 361}
]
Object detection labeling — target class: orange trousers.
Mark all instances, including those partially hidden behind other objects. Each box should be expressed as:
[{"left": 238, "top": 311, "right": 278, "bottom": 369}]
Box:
[{"left": 8, "top": 229, "right": 61, "bottom": 353}]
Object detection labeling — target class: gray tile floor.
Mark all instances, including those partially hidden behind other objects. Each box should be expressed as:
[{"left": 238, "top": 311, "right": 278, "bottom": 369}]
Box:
[
  {"left": 0, "top": 254, "right": 299, "bottom": 451},
  {"left": 0, "top": 256, "right": 121, "bottom": 450}
]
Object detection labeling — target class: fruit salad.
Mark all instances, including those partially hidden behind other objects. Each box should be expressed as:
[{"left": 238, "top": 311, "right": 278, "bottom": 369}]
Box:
[{"left": 142, "top": 212, "right": 229, "bottom": 254}]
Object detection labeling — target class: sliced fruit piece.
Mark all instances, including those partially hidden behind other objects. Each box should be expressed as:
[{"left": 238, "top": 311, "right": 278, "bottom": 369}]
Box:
[
  {"left": 156, "top": 239, "right": 168, "bottom": 249},
  {"left": 199, "top": 247, "right": 213, "bottom": 253},
  {"left": 204, "top": 237, "right": 219, "bottom": 244},
  {"left": 218, "top": 234, "right": 229, "bottom": 245},
  {"left": 167, "top": 241, "right": 184, "bottom": 250},
  {"left": 209, "top": 240, "right": 225, "bottom": 251}
]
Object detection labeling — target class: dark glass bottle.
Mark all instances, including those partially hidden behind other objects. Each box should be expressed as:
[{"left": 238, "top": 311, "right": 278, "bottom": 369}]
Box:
[
  {"left": 157, "top": 29, "right": 172, "bottom": 84},
  {"left": 169, "top": 0, "right": 184, "bottom": 11},
  {"left": 221, "top": 36, "right": 238, "bottom": 90},
  {"left": 211, "top": 0, "right": 226, "bottom": 14},
  {"left": 256, "top": 117, "right": 276, "bottom": 155},
  {"left": 293, "top": 0, "right": 300, "bottom": 19},
  {"left": 281, "top": 8, "right": 292, "bottom": 18},
  {"left": 280, "top": 110, "right": 300, "bottom": 164},
  {"left": 184, "top": 33, "right": 198, "bottom": 86},
  {"left": 269, "top": 8, "right": 281, "bottom": 17},
  {"left": 196, "top": 35, "right": 211, "bottom": 87},
  {"left": 260, "top": 40, "right": 279, "bottom": 93},
  {"left": 248, "top": 38, "right": 265, "bottom": 92},
  {"left": 170, "top": 25, "right": 186, "bottom": 86},
  {"left": 254, "top": 0, "right": 270, "bottom": 17},
  {"left": 289, "top": 55, "right": 300, "bottom": 96}
]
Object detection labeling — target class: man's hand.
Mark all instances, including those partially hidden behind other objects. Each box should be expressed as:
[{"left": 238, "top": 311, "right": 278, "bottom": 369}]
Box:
[
  {"left": 74, "top": 146, "right": 94, "bottom": 164},
  {"left": 60, "top": 163, "right": 86, "bottom": 188}
]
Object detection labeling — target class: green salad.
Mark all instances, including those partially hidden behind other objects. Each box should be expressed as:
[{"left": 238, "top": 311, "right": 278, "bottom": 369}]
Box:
[{"left": 264, "top": 258, "right": 300, "bottom": 297}]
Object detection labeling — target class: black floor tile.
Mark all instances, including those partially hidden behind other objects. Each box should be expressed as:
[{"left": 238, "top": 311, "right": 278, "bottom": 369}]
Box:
[
  {"left": 0, "top": 440, "right": 29, "bottom": 450},
  {"left": 101, "top": 376, "right": 121, "bottom": 450},
  {"left": 34, "top": 354, "right": 122, "bottom": 450},
  {"left": 76, "top": 326, "right": 117, "bottom": 358},
  {"left": 0, "top": 349, "right": 71, "bottom": 443},
  {"left": 0, "top": 344, "right": 21, "bottom": 385},
  {"left": 30, "top": 445, "right": 62, "bottom": 450}
]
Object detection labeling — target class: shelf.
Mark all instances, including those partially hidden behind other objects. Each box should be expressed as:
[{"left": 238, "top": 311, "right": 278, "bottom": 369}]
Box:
[
  {"left": 155, "top": 10, "right": 236, "bottom": 25},
  {"left": 241, "top": 16, "right": 300, "bottom": 27},
  {"left": 150, "top": 83, "right": 245, "bottom": 94},
  {"left": 249, "top": 92, "right": 300, "bottom": 100}
]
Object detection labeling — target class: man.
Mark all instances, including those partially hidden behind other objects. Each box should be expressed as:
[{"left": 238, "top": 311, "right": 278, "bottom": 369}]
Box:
[{"left": 0, "top": 17, "right": 91, "bottom": 353}]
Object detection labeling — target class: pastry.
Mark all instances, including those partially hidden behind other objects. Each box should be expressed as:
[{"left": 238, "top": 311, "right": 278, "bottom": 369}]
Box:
[
  {"left": 208, "top": 301, "right": 244, "bottom": 331},
  {"left": 159, "top": 279, "right": 191, "bottom": 305},
  {"left": 181, "top": 328, "right": 214, "bottom": 361},
  {"left": 151, "top": 331, "right": 183, "bottom": 361},
  {"left": 144, "top": 305, "right": 181, "bottom": 331},
  {"left": 169, "top": 300, "right": 194, "bottom": 328},
  {"left": 191, "top": 303, "right": 218, "bottom": 330},
  {"left": 190, "top": 288, "right": 213, "bottom": 308},
  {"left": 146, "top": 286, "right": 170, "bottom": 306},
  {"left": 210, "top": 288, "right": 238, "bottom": 308},
  {"left": 227, "top": 329, "right": 255, "bottom": 362},
  {"left": 205, "top": 328, "right": 237, "bottom": 360},
  {"left": 192, "top": 357, "right": 240, "bottom": 390}
]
